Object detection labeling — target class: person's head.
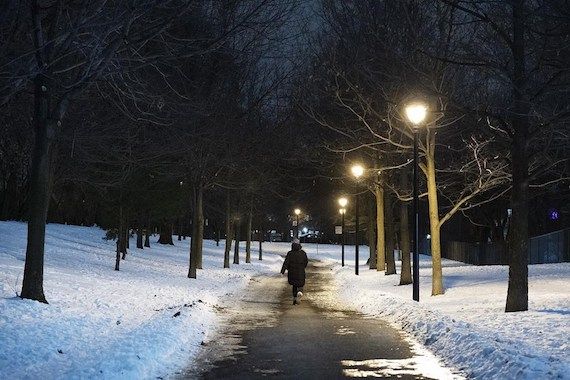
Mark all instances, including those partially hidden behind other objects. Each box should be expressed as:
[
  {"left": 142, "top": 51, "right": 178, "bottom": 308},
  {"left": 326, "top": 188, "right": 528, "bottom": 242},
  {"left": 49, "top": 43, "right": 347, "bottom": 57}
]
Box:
[{"left": 292, "top": 238, "right": 302, "bottom": 251}]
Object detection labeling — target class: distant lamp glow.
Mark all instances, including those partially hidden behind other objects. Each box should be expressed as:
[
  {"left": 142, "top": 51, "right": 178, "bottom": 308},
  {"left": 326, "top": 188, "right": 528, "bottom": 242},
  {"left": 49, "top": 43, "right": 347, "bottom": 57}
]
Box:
[
  {"left": 427, "top": 234, "right": 431, "bottom": 240},
  {"left": 351, "top": 164, "right": 365, "bottom": 179},
  {"left": 405, "top": 103, "right": 427, "bottom": 126},
  {"left": 294, "top": 208, "right": 301, "bottom": 216},
  {"left": 549, "top": 209, "right": 559, "bottom": 221},
  {"left": 338, "top": 197, "right": 348, "bottom": 208},
  {"left": 339, "top": 208, "right": 346, "bottom": 215},
  {"left": 302, "top": 227, "right": 308, "bottom": 233}
]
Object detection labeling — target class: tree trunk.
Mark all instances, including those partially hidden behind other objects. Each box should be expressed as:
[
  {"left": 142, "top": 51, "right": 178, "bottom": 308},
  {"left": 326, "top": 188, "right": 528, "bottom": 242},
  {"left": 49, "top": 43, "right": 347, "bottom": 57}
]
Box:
[
  {"left": 188, "top": 186, "right": 203, "bottom": 278},
  {"left": 144, "top": 213, "right": 151, "bottom": 248},
  {"left": 385, "top": 191, "right": 397, "bottom": 275},
  {"left": 115, "top": 204, "right": 128, "bottom": 264},
  {"left": 375, "top": 182, "right": 386, "bottom": 271},
  {"left": 506, "top": 0, "right": 529, "bottom": 312},
  {"left": 124, "top": 220, "right": 129, "bottom": 252},
  {"left": 157, "top": 222, "right": 174, "bottom": 245},
  {"left": 20, "top": 74, "right": 54, "bottom": 304},
  {"left": 367, "top": 194, "right": 377, "bottom": 269},
  {"left": 118, "top": 205, "right": 127, "bottom": 260},
  {"left": 224, "top": 192, "right": 231, "bottom": 268},
  {"left": 178, "top": 217, "right": 182, "bottom": 241},
  {"left": 259, "top": 228, "right": 263, "bottom": 260},
  {"left": 188, "top": 211, "right": 198, "bottom": 279},
  {"left": 144, "top": 229, "right": 151, "bottom": 248},
  {"left": 195, "top": 186, "right": 204, "bottom": 270},
  {"left": 399, "top": 172, "right": 412, "bottom": 285},
  {"left": 136, "top": 228, "right": 143, "bottom": 249},
  {"left": 426, "top": 134, "right": 444, "bottom": 295},
  {"left": 245, "top": 207, "right": 252, "bottom": 263},
  {"left": 233, "top": 218, "right": 240, "bottom": 265}
]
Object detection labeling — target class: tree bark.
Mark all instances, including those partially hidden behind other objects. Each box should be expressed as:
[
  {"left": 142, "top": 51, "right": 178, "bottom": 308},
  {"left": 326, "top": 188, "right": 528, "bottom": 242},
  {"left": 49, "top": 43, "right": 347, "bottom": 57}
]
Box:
[
  {"left": 426, "top": 133, "right": 444, "bottom": 295},
  {"left": 136, "top": 228, "right": 143, "bottom": 249},
  {"left": 157, "top": 222, "right": 174, "bottom": 245},
  {"left": 224, "top": 192, "right": 231, "bottom": 268},
  {"left": 245, "top": 207, "right": 252, "bottom": 263},
  {"left": 124, "top": 219, "right": 129, "bottom": 252},
  {"left": 506, "top": 0, "right": 529, "bottom": 312},
  {"left": 188, "top": 211, "right": 198, "bottom": 279},
  {"left": 375, "top": 182, "right": 386, "bottom": 271},
  {"left": 233, "top": 218, "right": 240, "bottom": 265},
  {"left": 115, "top": 239, "right": 121, "bottom": 271},
  {"left": 258, "top": 228, "right": 263, "bottom": 260},
  {"left": 188, "top": 186, "right": 203, "bottom": 278},
  {"left": 177, "top": 221, "right": 182, "bottom": 240},
  {"left": 117, "top": 204, "right": 127, "bottom": 264},
  {"left": 385, "top": 191, "right": 397, "bottom": 275},
  {"left": 195, "top": 186, "right": 204, "bottom": 269},
  {"left": 118, "top": 206, "right": 127, "bottom": 260},
  {"left": 399, "top": 172, "right": 412, "bottom": 285},
  {"left": 21, "top": 73, "right": 53, "bottom": 303},
  {"left": 144, "top": 213, "right": 151, "bottom": 247},
  {"left": 367, "top": 194, "right": 377, "bottom": 269},
  {"left": 144, "top": 229, "right": 151, "bottom": 248}
]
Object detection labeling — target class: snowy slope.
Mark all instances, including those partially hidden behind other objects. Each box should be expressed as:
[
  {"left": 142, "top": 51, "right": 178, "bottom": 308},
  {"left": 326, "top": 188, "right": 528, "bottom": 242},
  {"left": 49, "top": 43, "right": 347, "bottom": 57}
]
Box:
[
  {"left": 0, "top": 221, "right": 283, "bottom": 379},
  {"left": 1, "top": 224, "right": 568, "bottom": 379},
  {"left": 262, "top": 241, "right": 570, "bottom": 380}
]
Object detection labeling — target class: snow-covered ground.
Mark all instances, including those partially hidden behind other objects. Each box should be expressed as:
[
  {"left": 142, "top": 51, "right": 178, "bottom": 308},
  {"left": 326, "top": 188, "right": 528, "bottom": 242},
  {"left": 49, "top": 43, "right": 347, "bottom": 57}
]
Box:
[
  {"left": 261, "top": 242, "right": 570, "bottom": 380},
  {"left": 1, "top": 222, "right": 568, "bottom": 379},
  {"left": 0, "top": 221, "right": 282, "bottom": 379}
]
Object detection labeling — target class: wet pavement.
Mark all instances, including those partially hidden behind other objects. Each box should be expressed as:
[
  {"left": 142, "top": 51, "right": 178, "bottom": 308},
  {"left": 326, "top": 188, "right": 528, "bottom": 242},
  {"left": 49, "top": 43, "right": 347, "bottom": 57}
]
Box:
[{"left": 182, "top": 262, "right": 461, "bottom": 379}]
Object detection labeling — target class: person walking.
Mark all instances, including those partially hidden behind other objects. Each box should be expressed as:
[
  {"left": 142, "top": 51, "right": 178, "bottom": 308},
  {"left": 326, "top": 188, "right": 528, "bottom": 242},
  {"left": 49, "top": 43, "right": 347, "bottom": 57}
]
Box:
[{"left": 280, "top": 238, "right": 308, "bottom": 305}]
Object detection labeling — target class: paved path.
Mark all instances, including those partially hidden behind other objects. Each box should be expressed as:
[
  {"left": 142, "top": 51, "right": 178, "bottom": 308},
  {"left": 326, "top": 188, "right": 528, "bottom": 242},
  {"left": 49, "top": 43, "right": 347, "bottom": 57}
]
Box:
[{"left": 184, "top": 262, "right": 458, "bottom": 379}]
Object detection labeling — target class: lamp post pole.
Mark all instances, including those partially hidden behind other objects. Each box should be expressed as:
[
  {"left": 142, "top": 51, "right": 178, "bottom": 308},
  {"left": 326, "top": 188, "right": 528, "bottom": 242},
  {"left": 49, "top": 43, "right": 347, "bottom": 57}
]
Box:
[
  {"left": 405, "top": 101, "right": 427, "bottom": 302},
  {"left": 349, "top": 165, "right": 364, "bottom": 276},
  {"left": 412, "top": 131, "right": 420, "bottom": 302},
  {"left": 338, "top": 198, "right": 348, "bottom": 267},
  {"left": 341, "top": 210, "right": 345, "bottom": 267},
  {"left": 355, "top": 191, "right": 359, "bottom": 276}
]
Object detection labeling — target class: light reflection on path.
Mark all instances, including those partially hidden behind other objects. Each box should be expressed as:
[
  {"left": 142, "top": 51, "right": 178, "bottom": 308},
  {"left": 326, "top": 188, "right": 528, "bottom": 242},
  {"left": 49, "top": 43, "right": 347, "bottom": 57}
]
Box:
[{"left": 185, "top": 261, "right": 465, "bottom": 379}]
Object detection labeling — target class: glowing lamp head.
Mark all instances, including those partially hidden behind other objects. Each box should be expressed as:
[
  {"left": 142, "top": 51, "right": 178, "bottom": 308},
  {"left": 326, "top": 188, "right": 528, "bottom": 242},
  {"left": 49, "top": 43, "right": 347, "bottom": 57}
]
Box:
[
  {"left": 294, "top": 208, "right": 301, "bottom": 216},
  {"left": 338, "top": 197, "right": 348, "bottom": 208},
  {"left": 405, "top": 103, "right": 427, "bottom": 126},
  {"left": 339, "top": 208, "right": 346, "bottom": 215},
  {"left": 351, "top": 164, "right": 364, "bottom": 179}
]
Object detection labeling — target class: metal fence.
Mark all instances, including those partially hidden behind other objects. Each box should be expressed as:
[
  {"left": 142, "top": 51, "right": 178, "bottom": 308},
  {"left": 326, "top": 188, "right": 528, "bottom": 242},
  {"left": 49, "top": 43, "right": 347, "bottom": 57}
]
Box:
[{"left": 442, "top": 228, "right": 570, "bottom": 265}]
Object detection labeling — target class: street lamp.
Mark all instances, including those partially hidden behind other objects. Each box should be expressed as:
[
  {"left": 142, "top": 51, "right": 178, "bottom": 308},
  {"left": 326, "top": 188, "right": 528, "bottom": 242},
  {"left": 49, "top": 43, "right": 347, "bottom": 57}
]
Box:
[
  {"left": 338, "top": 206, "right": 347, "bottom": 267},
  {"left": 351, "top": 164, "right": 365, "bottom": 275},
  {"left": 405, "top": 102, "right": 427, "bottom": 302},
  {"left": 338, "top": 197, "right": 348, "bottom": 266},
  {"left": 294, "top": 208, "right": 301, "bottom": 239}
]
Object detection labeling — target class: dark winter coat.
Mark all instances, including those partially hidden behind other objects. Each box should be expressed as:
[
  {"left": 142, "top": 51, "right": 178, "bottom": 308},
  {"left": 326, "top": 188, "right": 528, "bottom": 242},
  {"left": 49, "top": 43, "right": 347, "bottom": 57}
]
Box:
[{"left": 280, "top": 244, "right": 308, "bottom": 287}]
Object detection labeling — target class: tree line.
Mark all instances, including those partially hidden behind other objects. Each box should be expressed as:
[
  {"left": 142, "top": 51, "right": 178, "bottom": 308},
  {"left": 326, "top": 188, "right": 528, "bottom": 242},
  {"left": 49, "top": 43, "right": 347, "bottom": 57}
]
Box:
[
  {"left": 0, "top": 0, "right": 307, "bottom": 304},
  {"left": 292, "top": 0, "right": 569, "bottom": 312}
]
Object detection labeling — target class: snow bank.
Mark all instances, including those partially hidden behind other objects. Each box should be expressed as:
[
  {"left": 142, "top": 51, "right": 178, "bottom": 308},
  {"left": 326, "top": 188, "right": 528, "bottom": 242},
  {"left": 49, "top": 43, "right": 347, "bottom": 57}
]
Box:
[
  {"left": 263, "top": 241, "right": 570, "bottom": 380},
  {"left": 0, "top": 221, "right": 282, "bottom": 379}
]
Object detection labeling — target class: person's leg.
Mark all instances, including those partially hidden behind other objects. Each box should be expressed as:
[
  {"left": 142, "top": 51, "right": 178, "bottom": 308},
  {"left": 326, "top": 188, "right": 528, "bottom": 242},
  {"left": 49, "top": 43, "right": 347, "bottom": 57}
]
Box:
[{"left": 292, "top": 285, "right": 298, "bottom": 305}]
